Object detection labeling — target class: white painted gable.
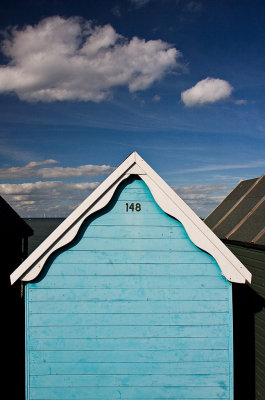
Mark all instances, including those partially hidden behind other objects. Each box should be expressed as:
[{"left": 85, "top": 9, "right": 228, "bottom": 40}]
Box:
[{"left": 10, "top": 152, "right": 252, "bottom": 284}]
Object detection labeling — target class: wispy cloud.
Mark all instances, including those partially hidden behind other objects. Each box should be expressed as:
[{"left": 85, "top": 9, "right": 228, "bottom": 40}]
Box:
[
  {"left": 173, "top": 183, "right": 231, "bottom": 217},
  {"left": 0, "top": 143, "right": 40, "bottom": 164},
  {"left": 234, "top": 99, "right": 247, "bottom": 105},
  {"left": 0, "top": 16, "right": 182, "bottom": 102},
  {"left": 181, "top": 77, "right": 233, "bottom": 106},
  {"left": 0, "top": 159, "right": 116, "bottom": 216},
  {"left": 130, "top": 0, "right": 151, "bottom": 8},
  {"left": 0, "top": 181, "right": 100, "bottom": 217},
  {"left": 0, "top": 160, "right": 115, "bottom": 179},
  {"left": 152, "top": 94, "right": 161, "bottom": 102},
  {"left": 1, "top": 180, "right": 230, "bottom": 218},
  {"left": 185, "top": 1, "right": 202, "bottom": 13},
  {"left": 0, "top": 181, "right": 99, "bottom": 195},
  {"left": 112, "top": 5, "right": 121, "bottom": 17},
  {"left": 171, "top": 160, "right": 265, "bottom": 174}
]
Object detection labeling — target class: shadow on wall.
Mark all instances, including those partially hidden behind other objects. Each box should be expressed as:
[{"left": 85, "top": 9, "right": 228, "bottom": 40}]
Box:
[
  {"left": 233, "top": 284, "right": 265, "bottom": 400},
  {"left": 5, "top": 245, "right": 27, "bottom": 400}
]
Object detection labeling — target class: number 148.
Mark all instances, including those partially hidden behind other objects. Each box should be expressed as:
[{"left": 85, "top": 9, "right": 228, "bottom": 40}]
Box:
[{"left": 125, "top": 203, "right": 141, "bottom": 212}]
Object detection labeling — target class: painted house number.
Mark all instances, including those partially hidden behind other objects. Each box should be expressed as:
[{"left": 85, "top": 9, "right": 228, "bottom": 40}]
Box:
[{"left": 125, "top": 202, "right": 141, "bottom": 212}]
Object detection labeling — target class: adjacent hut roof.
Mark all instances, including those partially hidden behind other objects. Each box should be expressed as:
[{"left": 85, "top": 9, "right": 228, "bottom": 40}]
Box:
[
  {"left": 10, "top": 152, "right": 252, "bottom": 285},
  {"left": 204, "top": 175, "right": 265, "bottom": 248},
  {"left": 0, "top": 195, "right": 33, "bottom": 239}
]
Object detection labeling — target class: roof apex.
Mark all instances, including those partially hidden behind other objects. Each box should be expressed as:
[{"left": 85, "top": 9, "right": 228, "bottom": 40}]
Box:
[{"left": 10, "top": 152, "right": 251, "bottom": 285}]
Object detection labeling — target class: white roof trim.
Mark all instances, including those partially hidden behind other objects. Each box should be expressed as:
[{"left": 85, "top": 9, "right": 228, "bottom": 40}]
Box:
[{"left": 10, "top": 152, "right": 252, "bottom": 285}]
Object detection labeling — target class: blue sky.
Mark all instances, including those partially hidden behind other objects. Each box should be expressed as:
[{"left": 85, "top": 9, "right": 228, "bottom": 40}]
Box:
[{"left": 0, "top": 0, "right": 264, "bottom": 217}]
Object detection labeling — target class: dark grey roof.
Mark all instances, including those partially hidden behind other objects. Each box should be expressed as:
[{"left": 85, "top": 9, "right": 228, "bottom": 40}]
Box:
[{"left": 204, "top": 175, "right": 265, "bottom": 247}]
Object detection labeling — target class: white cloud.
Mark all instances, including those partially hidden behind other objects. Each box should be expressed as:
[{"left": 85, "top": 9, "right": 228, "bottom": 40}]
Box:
[
  {"left": 173, "top": 160, "right": 265, "bottom": 174},
  {"left": 0, "top": 181, "right": 99, "bottom": 195},
  {"left": 0, "top": 178, "right": 231, "bottom": 218},
  {"left": 173, "top": 183, "right": 231, "bottom": 217},
  {"left": 0, "top": 16, "right": 181, "bottom": 102},
  {"left": 0, "top": 181, "right": 100, "bottom": 217},
  {"left": 37, "top": 164, "right": 114, "bottom": 178},
  {"left": 181, "top": 77, "right": 233, "bottom": 107},
  {"left": 0, "top": 159, "right": 57, "bottom": 179},
  {"left": 112, "top": 5, "right": 121, "bottom": 17},
  {"left": 0, "top": 160, "right": 115, "bottom": 179},
  {"left": 0, "top": 159, "right": 116, "bottom": 216},
  {"left": 234, "top": 99, "right": 247, "bottom": 105},
  {"left": 152, "top": 94, "right": 161, "bottom": 101},
  {"left": 185, "top": 1, "right": 202, "bottom": 13}
]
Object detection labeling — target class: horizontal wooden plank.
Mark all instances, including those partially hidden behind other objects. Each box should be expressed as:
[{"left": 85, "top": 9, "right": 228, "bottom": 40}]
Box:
[
  {"left": 115, "top": 186, "right": 155, "bottom": 198},
  {"left": 44, "top": 263, "right": 222, "bottom": 277},
  {"left": 115, "top": 204, "right": 165, "bottom": 216},
  {"left": 29, "top": 325, "right": 229, "bottom": 339},
  {"left": 118, "top": 181, "right": 150, "bottom": 190},
  {"left": 29, "top": 348, "right": 229, "bottom": 363},
  {"left": 115, "top": 193, "right": 155, "bottom": 201},
  {"left": 29, "top": 385, "right": 229, "bottom": 399},
  {"left": 119, "top": 183, "right": 149, "bottom": 189},
  {"left": 30, "top": 276, "right": 227, "bottom": 289},
  {"left": 89, "top": 213, "right": 184, "bottom": 226},
  {"left": 53, "top": 250, "right": 216, "bottom": 264},
  {"left": 90, "top": 200, "right": 165, "bottom": 215},
  {"left": 28, "top": 287, "right": 229, "bottom": 301},
  {"left": 28, "top": 300, "right": 229, "bottom": 314},
  {"left": 28, "top": 337, "right": 229, "bottom": 352},
  {"left": 29, "top": 312, "right": 230, "bottom": 327},
  {"left": 82, "top": 225, "right": 185, "bottom": 239},
  {"left": 30, "top": 361, "right": 229, "bottom": 375},
  {"left": 30, "top": 373, "right": 229, "bottom": 388},
  {"left": 70, "top": 238, "right": 201, "bottom": 252}
]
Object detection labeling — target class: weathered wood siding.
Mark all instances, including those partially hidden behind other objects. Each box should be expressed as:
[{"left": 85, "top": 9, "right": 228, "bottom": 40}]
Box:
[
  {"left": 25, "top": 177, "right": 233, "bottom": 400},
  {"left": 227, "top": 243, "right": 265, "bottom": 400}
]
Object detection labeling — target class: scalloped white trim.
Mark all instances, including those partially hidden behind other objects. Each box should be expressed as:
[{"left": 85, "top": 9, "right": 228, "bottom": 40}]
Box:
[
  {"left": 141, "top": 175, "right": 248, "bottom": 283},
  {"left": 10, "top": 152, "right": 251, "bottom": 285},
  {"left": 11, "top": 174, "right": 128, "bottom": 283}
]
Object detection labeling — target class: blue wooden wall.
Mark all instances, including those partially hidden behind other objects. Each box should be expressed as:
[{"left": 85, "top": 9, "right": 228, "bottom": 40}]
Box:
[{"left": 25, "top": 177, "right": 233, "bottom": 400}]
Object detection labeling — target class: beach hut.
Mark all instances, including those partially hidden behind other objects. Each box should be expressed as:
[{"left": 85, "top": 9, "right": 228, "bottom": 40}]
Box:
[
  {"left": 204, "top": 175, "right": 265, "bottom": 400},
  {"left": 11, "top": 152, "right": 251, "bottom": 400}
]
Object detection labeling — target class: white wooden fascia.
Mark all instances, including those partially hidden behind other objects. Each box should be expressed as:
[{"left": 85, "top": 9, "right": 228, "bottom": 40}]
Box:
[
  {"left": 10, "top": 151, "right": 251, "bottom": 284},
  {"left": 134, "top": 153, "right": 252, "bottom": 283},
  {"left": 10, "top": 153, "right": 139, "bottom": 284}
]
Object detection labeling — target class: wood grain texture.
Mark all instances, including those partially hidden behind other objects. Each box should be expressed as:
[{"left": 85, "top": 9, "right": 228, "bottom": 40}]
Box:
[{"left": 25, "top": 178, "right": 233, "bottom": 400}]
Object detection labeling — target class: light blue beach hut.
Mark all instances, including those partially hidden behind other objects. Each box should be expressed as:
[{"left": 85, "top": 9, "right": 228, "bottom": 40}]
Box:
[{"left": 11, "top": 152, "right": 251, "bottom": 400}]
